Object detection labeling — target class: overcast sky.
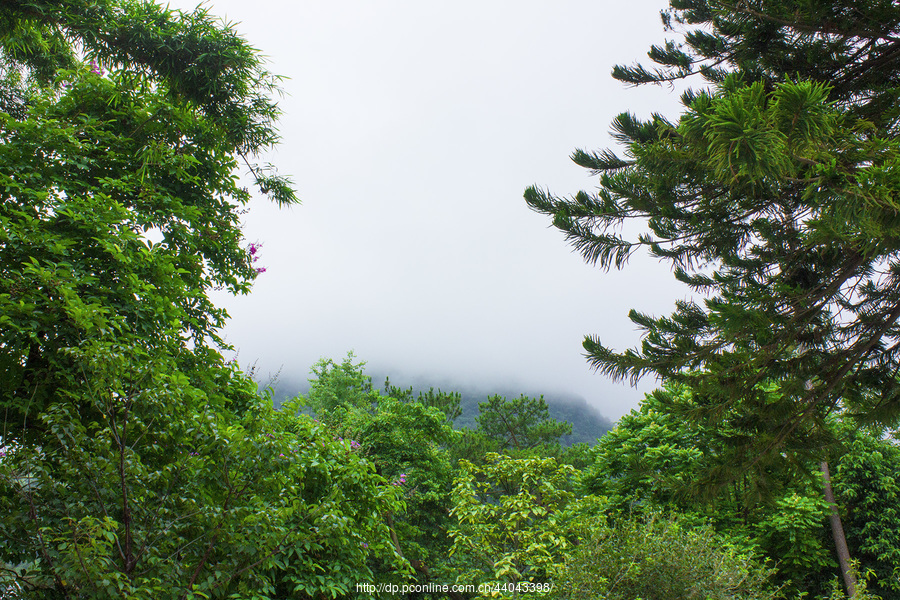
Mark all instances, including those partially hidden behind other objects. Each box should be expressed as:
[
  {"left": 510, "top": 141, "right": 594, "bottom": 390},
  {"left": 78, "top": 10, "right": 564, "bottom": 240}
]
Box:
[{"left": 169, "top": 0, "right": 694, "bottom": 420}]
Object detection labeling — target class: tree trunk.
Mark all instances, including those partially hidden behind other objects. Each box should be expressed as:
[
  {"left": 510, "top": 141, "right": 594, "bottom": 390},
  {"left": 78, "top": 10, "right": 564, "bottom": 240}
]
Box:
[{"left": 821, "top": 460, "right": 857, "bottom": 597}]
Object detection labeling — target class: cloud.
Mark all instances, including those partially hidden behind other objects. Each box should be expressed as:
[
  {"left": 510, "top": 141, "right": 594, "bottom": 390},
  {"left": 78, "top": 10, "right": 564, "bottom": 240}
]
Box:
[{"left": 186, "top": 0, "right": 690, "bottom": 420}]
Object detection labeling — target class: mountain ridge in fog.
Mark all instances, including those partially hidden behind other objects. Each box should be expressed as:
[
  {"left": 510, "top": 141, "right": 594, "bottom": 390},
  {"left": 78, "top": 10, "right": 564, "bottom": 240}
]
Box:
[{"left": 261, "top": 368, "right": 614, "bottom": 447}]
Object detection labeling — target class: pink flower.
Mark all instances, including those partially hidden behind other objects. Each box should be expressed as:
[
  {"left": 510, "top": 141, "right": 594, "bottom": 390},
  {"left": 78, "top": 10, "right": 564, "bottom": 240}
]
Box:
[{"left": 247, "top": 242, "right": 266, "bottom": 274}]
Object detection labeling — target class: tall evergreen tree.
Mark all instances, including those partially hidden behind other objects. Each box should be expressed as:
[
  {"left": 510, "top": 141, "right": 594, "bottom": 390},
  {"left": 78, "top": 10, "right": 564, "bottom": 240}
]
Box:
[
  {"left": 526, "top": 0, "right": 900, "bottom": 475},
  {"left": 476, "top": 394, "right": 572, "bottom": 455}
]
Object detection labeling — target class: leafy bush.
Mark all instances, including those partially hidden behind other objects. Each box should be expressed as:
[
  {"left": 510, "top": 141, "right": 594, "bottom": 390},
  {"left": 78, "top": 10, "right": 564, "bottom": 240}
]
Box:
[
  {"left": 552, "top": 514, "right": 780, "bottom": 600},
  {"left": 449, "top": 453, "right": 576, "bottom": 593}
]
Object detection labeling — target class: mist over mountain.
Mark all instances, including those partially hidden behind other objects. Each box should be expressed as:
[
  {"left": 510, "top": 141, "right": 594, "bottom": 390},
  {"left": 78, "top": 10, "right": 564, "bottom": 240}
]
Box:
[{"left": 261, "top": 369, "right": 614, "bottom": 447}]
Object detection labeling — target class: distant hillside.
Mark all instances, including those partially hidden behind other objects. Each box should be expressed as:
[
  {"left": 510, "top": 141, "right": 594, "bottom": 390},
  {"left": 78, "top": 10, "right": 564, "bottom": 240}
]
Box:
[
  {"left": 441, "top": 384, "right": 613, "bottom": 447},
  {"left": 262, "top": 372, "right": 613, "bottom": 448}
]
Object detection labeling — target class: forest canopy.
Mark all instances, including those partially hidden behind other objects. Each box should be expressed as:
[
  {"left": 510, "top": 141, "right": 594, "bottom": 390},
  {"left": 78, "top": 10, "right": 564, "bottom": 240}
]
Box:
[{"left": 1, "top": 0, "right": 899, "bottom": 599}]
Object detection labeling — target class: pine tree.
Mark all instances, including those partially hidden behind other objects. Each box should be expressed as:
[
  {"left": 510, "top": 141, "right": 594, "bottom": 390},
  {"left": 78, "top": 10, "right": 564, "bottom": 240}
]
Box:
[{"left": 525, "top": 0, "right": 900, "bottom": 472}]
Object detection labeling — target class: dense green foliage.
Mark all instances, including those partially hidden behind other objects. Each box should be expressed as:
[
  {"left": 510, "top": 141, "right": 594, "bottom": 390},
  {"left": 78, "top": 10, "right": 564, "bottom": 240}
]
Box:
[
  {"left": 583, "top": 384, "right": 852, "bottom": 595},
  {"left": 2, "top": 0, "right": 898, "bottom": 598},
  {"left": 298, "top": 357, "right": 788, "bottom": 599},
  {"left": 835, "top": 430, "right": 900, "bottom": 599},
  {"left": 302, "top": 354, "right": 458, "bottom": 586},
  {"left": 2, "top": 392, "right": 406, "bottom": 598},
  {"left": 449, "top": 453, "right": 575, "bottom": 589},
  {"left": 580, "top": 385, "right": 900, "bottom": 598},
  {"left": 552, "top": 514, "right": 779, "bottom": 600}
]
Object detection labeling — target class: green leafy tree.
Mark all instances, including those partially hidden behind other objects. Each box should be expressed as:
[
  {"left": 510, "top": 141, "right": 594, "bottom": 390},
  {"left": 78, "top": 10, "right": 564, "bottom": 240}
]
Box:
[
  {"left": 835, "top": 429, "right": 900, "bottom": 599},
  {"left": 0, "top": 2, "right": 407, "bottom": 598},
  {"left": 447, "top": 450, "right": 781, "bottom": 600},
  {"left": 581, "top": 384, "right": 719, "bottom": 511},
  {"left": 0, "top": 372, "right": 407, "bottom": 599},
  {"left": 1, "top": 0, "right": 295, "bottom": 443},
  {"left": 582, "top": 382, "right": 900, "bottom": 596},
  {"left": 303, "top": 354, "right": 459, "bottom": 591},
  {"left": 583, "top": 383, "right": 840, "bottom": 594},
  {"left": 449, "top": 453, "right": 577, "bottom": 596}
]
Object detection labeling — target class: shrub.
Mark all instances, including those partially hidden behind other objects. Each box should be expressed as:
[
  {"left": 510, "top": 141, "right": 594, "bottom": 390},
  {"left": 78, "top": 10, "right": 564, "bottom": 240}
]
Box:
[{"left": 552, "top": 514, "right": 780, "bottom": 600}]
